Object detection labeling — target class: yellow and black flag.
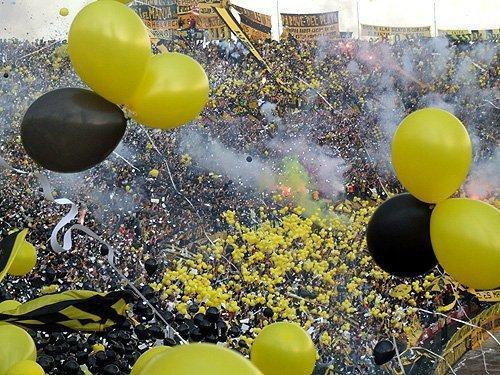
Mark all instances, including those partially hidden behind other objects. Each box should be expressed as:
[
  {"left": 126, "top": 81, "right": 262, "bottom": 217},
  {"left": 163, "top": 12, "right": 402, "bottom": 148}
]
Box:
[
  {"left": 0, "top": 290, "right": 133, "bottom": 332},
  {"left": 0, "top": 229, "right": 28, "bottom": 282},
  {"left": 213, "top": 6, "right": 271, "bottom": 71}
]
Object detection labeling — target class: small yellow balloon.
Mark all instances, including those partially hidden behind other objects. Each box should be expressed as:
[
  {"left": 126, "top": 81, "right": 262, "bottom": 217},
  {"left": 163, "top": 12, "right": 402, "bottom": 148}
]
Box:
[
  {"left": 131, "top": 346, "right": 169, "bottom": 375},
  {"left": 92, "top": 343, "right": 105, "bottom": 352},
  {"left": 391, "top": 108, "right": 472, "bottom": 203},
  {"left": 59, "top": 8, "right": 69, "bottom": 17},
  {"left": 0, "top": 300, "right": 21, "bottom": 313},
  {"left": 8, "top": 241, "right": 37, "bottom": 276},
  {"left": 128, "top": 53, "right": 209, "bottom": 130},
  {"left": 0, "top": 324, "right": 37, "bottom": 374},
  {"left": 6, "top": 360, "right": 45, "bottom": 375},
  {"left": 68, "top": 0, "right": 151, "bottom": 105},
  {"left": 140, "top": 343, "right": 261, "bottom": 375},
  {"left": 251, "top": 322, "right": 316, "bottom": 375},
  {"left": 431, "top": 198, "right": 500, "bottom": 290},
  {"left": 149, "top": 169, "right": 160, "bottom": 178}
]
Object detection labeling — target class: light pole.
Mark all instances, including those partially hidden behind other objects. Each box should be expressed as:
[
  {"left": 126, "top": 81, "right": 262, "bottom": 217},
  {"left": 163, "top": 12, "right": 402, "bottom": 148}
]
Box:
[{"left": 433, "top": 0, "right": 438, "bottom": 37}]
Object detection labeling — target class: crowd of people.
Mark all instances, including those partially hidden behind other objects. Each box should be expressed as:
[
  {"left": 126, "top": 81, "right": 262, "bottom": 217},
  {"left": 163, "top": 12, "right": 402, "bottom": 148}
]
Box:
[{"left": 0, "top": 31, "right": 498, "bottom": 374}]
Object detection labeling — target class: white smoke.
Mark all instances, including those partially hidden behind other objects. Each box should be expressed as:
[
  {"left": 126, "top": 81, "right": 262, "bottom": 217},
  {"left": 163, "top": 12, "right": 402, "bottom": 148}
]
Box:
[
  {"left": 464, "top": 146, "right": 500, "bottom": 199},
  {"left": 178, "top": 125, "right": 347, "bottom": 200}
]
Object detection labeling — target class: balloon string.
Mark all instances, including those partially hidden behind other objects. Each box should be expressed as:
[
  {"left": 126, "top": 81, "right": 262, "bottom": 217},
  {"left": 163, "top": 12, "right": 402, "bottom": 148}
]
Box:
[
  {"left": 392, "top": 335, "right": 406, "bottom": 375},
  {"left": 113, "top": 151, "right": 140, "bottom": 172},
  {"left": 0, "top": 156, "right": 29, "bottom": 174},
  {"left": 406, "top": 346, "right": 458, "bottom": 375},
  {"left": 483, "top": 99, "right": 499, "bottom": 110},
  {"left": 15, "top": 40, "right": 60, "bottom": 62},
  {"left": 0, "top": 156, "right": 186, "bottom": 342}
]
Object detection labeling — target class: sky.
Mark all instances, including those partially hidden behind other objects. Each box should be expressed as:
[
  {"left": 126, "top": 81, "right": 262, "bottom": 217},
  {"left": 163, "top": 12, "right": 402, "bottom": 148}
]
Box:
[{"left": 0, "top": 0, "right": 499, "bottom": 40}]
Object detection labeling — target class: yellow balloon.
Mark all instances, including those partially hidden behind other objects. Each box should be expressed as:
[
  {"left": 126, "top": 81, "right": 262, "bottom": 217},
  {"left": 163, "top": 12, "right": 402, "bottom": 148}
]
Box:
[
  {"left": 431, "top": 198, "right": 500, "bottom": 290},
  {"left": 0, "top": 300, "right": 21, "bottom": 313},
  {"left": 251, "top": 322, "right": 316, "bottom": 375},
  {"left": 6, "top": 360, "right": 44, "bottom": 375},
  {"left": 8, "top": 241, "right": 36, "bottom": 276},
  {"left": 0, "top": 324, "right": 37, "bottom": 374},
  {"left": 92, "top": 343, "right": 105, "bottom": 352},
  {"left": 131, "top": 346, "right": 169, "bottom": 375},
  {"left": 68, "top": 0, "right": 151, "bottom": 105},
  {"left": 391, "top": 108, "right": 472, "bottom": 203},
  {"left": 59, "top": 8, "right": 69, "bottom": 17},
  {"left": 140, "top": 343, "right": 261, "bottom": 375},
  {"left": 149, "top": 169, "right": 160, "bottom": 178},
  {"left": 128, "top": 53, "right": 209, "bottom": 130}
]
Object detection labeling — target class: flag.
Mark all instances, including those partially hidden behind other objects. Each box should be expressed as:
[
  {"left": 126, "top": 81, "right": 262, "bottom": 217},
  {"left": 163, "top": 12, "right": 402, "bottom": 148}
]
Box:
[
  {"left": 0, "top": 290, "right": 134, "bottom": 332},
  {"left": 213, "top": 6, "right": 270, "bottom": 71}
]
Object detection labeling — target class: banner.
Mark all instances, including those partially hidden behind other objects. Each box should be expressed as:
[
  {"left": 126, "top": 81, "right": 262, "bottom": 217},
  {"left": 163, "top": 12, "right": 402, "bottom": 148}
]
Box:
[
  {"left": 0, "top": 289, "right": 133, "bottom": 332},
  {"left": 232, "top": 5, "right": 272, "bottom": 41},
  {"left": 177, "top": 0, "right": 231, "bottom": 40},
  {"left": 213, "top": 7, "right": 270, "bottom": 70},
  {"left": 468, "top": 288, "right": 500, "bottom": 302},
  {"left": 134, "top": 0, "right": 178, "bottom": 40},
  {"left": 434, "top": 303, "right": 500, "bottom": 375},
  {"left": 439, "top": 29, "right": 500, "bottom": 41},
  {"left": 361, "top": 24, "right": 431, "bottom": 41},
  {"left": 281, "top": 12, "right": 339, "bottom": 42}
]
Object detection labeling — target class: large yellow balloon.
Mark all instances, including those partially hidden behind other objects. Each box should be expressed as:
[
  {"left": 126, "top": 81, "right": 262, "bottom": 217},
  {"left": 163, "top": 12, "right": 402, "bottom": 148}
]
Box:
[
  {"left": 128, "top": 53, "right": 209, "bottom": 130},
  {"left": 68, "top": 0, "right": 151, "bottom": 105},
  {"left": 6, "top": 361, "right": 44, "bottom": 375},
  {"left": 8, "top": 241, "right": 37, "bottom": 276},
  {"left": 131, "top": 346, "right": 169, "bottom": 375},
  {"left": 251, "top": 322, "right": 316, "bottom": 375},
  {"left": 391, "top": 108, "right": 472, "bottom": 203},
  {"left": 431, "top": 198, "right": 500, "bottom": 290},
  {"left": 0, "top": 300, "right": 21, "bottom": 313},
  {"left": 140, "top": 343, "right": 261, "bottom": 375},
  {"left": 0, "top": 324, "right": 37, "bottom": 375}
]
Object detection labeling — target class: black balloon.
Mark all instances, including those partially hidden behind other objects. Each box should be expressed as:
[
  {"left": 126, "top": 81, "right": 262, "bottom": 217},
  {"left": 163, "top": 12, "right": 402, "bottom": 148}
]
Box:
[
  {"left": 103, "top": 364, "right": 120, "bottom": 374},
  {"left": 144, "top": 258, "right": 158, "bottom": 276},
  {"left": 21, "top": 88, "right": 126, "bottom": 173},
  {"left": 366, "top": 193, "right": 437, "bottom": 277},
  {"left": 163, "top": 338, "right": 177, "bottom": 347},
  {"left": 373, "top": 339, "right": 396, "bottom": 365},
  {"left": 263, "top": 307, "right": 274, "bottom": 318},
  {"left": 188, "top": 303, "right": 199, "bottom": 315},
  {"left": 134, "top": 324, "right": 149, "bottom": 340},
  {"left": 63, "top": 359, "right": 80, "bottom": 374},
  {"left": 206, "top": 307, "right": 220, "bottom": 323}
]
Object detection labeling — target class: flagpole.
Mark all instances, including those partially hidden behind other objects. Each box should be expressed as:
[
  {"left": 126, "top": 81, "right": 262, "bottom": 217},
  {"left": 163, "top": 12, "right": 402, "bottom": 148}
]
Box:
[
  {"left": 276, "top": 0, "right": 280, "bottom": 39},
  {"left": 356, "top": 0, "right": 361, "bottom": 39}
]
